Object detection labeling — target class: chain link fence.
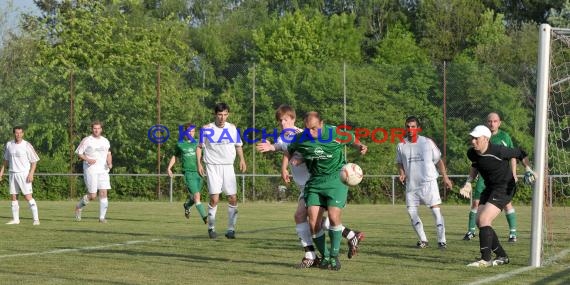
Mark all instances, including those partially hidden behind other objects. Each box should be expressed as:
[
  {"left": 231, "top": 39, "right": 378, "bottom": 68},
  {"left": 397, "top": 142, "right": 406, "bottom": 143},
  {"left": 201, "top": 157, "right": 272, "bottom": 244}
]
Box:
[{"left": 0, "top": 62, "right": 564, "bottom": 204}]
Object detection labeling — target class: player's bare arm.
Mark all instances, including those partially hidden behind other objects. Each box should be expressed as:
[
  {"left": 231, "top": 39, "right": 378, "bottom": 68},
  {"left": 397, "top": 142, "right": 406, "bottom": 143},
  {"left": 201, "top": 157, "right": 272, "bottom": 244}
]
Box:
[
  {"left": 397, "top": 163, "right": 406, "bottom": 185},
  {"left": 236, "top": 146, "right": 246, "bottom": 173},
  {"left": 256, "top": 141, "right": 276, "bottom": 153},
  {"left": 511, "top": 157, "right": 518, "bottom": 182},
  {"left": 196, "top": 145, "right": 205, "bottom": 176},
  {"left": 166, "top": 156, "right": 176, "bottom": 178},
  {"left": 281, "top": 152, "right": 292, "bottom": 183},
  {"left": 351, "top": 142, "right": 368, "bottom": 155},
  {"left": 106, "top": 151, "right": 113, "bottom": 169},
  {"left": 436, "top": 160, "right": 453, "bottom": 189},
  {"left": 0, "top": 160, "right": 7, "bottom": 181},
  {"left": 27, "top": 162, "right": 37, "bottom": 183}
]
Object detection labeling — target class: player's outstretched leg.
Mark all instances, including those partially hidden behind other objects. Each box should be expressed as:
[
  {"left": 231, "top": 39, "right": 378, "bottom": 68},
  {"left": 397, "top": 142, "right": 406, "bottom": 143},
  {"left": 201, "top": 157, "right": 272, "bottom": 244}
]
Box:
[
  {"left": 195, "top": 202, "right": 207, "bottom": 224},
  {"left": 342, "top": 226, "right": 365, "bottom": 259}
]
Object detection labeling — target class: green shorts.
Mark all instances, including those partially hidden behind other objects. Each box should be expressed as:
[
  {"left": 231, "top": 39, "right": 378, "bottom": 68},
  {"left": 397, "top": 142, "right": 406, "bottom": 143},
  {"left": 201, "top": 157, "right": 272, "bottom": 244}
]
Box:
[
  {"left": 473, "top": 177, "right": 485, "bottom": 200},
  {"left": 304, "top": 172, "right": 348, "bottom": 208},
  {"left": 183, "top": 171, "right": 203, "bottom": 195}
]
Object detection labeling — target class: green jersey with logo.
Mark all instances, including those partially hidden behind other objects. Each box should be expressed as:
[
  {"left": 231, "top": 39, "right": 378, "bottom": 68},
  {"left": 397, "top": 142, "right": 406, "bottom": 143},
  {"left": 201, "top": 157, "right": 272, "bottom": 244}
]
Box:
[
  {"left": 287, "top": 125, "right": 352, "bottom": 177},
  {"left": 175, "top": 141, "right": 198, "bottom": 172}
]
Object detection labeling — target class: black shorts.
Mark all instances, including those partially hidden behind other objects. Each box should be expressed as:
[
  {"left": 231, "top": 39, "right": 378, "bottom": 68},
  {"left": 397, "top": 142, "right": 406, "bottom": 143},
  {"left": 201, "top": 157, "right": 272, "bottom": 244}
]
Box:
[{"left": 480, "top": 181, "right": 516, "bottom": 210}]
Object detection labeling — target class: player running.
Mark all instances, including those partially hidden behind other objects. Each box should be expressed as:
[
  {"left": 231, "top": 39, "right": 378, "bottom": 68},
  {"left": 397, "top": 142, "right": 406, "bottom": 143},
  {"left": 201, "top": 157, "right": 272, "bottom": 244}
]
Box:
[{"left": 167, "top": 122, "right": 208, "bottom": 224}]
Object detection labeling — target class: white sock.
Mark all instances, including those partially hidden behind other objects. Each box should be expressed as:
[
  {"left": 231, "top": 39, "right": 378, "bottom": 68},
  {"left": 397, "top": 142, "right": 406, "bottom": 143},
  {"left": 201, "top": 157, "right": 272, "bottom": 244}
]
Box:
[
  {"left": 208, "top": 204, "right": 217, "bottom": 230},
  {"left": 28, "top": 199, "right": 39, "bottom": 221},
  {"left": 296, "top": 221, "right": 313, "bottom": 247},
  {"left": 99, "top": 198, "right": 108, "bottom": 220},
  {"left": 77, "top": 195, "right": 89, "bottom": 209},
  {"left": 408, "top": 206, "right": 427, "bottom": 242},
  {"left": 321, "top": 216, "right": 330, "bottom": 230},
  {"left": 227, "top": 204, "right": 238, "bottom": 231},
  {"left": 11, "top": 201, "right": 20, "bottom": 222},
  {"left": 431, "top": 207, "right": 446, "bottom": 243}
]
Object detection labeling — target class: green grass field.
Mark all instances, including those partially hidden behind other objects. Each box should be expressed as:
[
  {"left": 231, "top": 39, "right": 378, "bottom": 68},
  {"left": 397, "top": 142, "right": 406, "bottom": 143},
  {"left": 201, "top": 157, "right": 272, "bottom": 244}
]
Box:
[{"left": 0, "top": 202, "right": 569, "bottom": 284}]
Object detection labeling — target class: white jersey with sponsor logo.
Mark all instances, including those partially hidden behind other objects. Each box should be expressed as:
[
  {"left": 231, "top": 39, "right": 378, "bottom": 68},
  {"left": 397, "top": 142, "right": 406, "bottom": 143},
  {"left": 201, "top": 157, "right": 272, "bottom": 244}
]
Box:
[
  {"left": 75, "top": 135, "right": 111, "bottom": 173},
  {"left": 395, "top": 135, "right": 441, "bottom": 191},
  {"left": 200, "top": 122, "right": 243, "bottom": 165},
  {"left": 274, "top": 127, "right": 310, "bottom": 186},
  {"left": 3, "top": 140, "right": 40, "bottom": 173}
]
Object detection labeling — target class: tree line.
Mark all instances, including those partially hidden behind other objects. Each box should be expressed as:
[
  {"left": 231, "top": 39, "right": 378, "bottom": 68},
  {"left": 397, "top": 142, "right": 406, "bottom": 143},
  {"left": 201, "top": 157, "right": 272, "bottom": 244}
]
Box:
[{"left": 0, "top": 0, "right": 569, "bottom": 203}]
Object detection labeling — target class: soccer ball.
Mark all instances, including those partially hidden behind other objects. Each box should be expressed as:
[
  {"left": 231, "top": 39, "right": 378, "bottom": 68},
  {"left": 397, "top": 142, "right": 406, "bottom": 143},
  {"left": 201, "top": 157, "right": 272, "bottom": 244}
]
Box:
[{"left": 340, "top": 163, "right": 363, "bottom": 186}]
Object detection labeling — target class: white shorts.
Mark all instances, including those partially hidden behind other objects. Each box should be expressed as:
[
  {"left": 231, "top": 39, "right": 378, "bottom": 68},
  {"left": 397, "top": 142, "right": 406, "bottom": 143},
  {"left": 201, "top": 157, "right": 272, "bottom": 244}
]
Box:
[
  {"left": 9, "top": 173, "right": 32, "bottom": 195},
  {"left": 84, "top": 172, "right": 111, "bottom": 194},
  {"left": 406, "top": 180, "right": 442, "bottom": 207},
  {"left": 205, "top": 164, "right": 237, "bottom": 196}
]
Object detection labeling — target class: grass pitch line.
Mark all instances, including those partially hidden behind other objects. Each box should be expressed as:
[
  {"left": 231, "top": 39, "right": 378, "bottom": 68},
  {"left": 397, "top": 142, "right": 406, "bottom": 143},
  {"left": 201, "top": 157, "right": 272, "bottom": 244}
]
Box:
[
  {"left": 466, "top": 248, "right": 570, "bottom": 285},
  {"left": 0, "top": 238, "right": 161, "bottom": 259}
]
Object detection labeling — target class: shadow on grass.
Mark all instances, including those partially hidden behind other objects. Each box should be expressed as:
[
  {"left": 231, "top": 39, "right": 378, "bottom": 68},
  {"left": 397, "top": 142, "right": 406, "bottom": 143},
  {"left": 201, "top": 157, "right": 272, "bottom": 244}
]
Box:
[{"left": 531, "top": 267, "right": 570, "bottom": 284}]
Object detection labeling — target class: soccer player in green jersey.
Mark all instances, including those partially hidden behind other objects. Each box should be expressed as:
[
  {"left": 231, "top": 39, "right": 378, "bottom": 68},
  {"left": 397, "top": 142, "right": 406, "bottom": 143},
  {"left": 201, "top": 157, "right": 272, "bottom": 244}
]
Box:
[
  {"left": 463, "top": 112, "right": 519, "bottom": 242},
  {"left": 283, "top": 111, "right": 367, "bottom": 270},
  {"left": 167, "top": 123, "right": 207, "bottom": 224}
]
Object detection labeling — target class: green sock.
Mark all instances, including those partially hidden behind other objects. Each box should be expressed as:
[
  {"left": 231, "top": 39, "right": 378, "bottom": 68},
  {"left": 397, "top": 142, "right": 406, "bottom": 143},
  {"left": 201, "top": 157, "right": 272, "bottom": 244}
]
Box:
[
  {"left": 195, "top": 203, "right": 207, "bottom": 220},
  {"left": 506, "top": 210, "right": 517, "bottom": 236},
  {"left": 468, "top": 210, "right": 477, "bottom": 233},
  {"left": 329, "top": 226, "right": 343, "bottom": 257},
  {"left": 313, "top": 232, "right": 328, "bottom": 258}
]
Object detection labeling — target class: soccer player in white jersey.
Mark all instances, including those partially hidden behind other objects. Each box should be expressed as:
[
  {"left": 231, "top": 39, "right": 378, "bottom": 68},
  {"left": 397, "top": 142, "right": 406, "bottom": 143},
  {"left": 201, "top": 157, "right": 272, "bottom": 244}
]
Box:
[
  {"left": 395, "top": 116, "right": 452, "bottom": 249},
  {"left": 74, "top": 121, "right": 113, "bottom": 223},
  {"left": 197, "top": 103, "right": 246, "bottom": 239},
  {"left": 256, "top": 104, "right": 364, "bottom": 268},
  {"left": 0, "top": 126, "right": 40, "bottom": 225}
]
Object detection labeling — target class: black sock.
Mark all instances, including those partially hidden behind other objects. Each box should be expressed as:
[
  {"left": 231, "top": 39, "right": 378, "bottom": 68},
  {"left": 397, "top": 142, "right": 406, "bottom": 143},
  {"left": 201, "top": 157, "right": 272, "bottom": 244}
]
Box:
[
  {"left": 479, "top": 226, "right": 494, "bottom": 261},
  {"left": 342, "top": 227, "right": 351, "bottom": 238},
  {"left": 491, "top": 229, "right": 507, "bottom": 257}
]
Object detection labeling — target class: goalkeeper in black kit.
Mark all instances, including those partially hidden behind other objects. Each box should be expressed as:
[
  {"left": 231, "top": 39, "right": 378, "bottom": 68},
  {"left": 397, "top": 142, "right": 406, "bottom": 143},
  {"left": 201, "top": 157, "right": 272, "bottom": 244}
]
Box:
[{"left": 459, "top": 125, "right": 536, "bottom": 267}]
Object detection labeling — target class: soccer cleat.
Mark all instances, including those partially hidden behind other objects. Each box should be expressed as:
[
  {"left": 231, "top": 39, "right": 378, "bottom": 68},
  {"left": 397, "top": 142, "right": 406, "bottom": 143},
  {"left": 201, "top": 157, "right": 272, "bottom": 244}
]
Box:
[
  {"left": 183, "top": 203, "right": 190, "bottom": 219},
  {"left": 75, "top": 208, "right": 82, "bottom": 221},
  {"left": 202, "top": 216, "right": 208, "bottom": 224},
  {"left": 467, "top": 259, "right": 492, "bottom": 267},
  {"left": 318, "top": 257, "right": 331, "bottom": 269},
  {"left": 416, "top": 241, "right": 429, "bottom": 248},
  {"left": 329, "top": 256, "right": 341, "bottom": 271},
  {"left": 508, "top": 234, "right": 517, "bottom": 243},
  {"left": 463, "top": 232, "right": 476, "bottom": 241},
  {"left": 6, "top": 220, "right": 20, "bottom": 225},
  {"left": 348, "top": 231, "right": 365, "bottom": 259},
  {"left": 438, "top": 242, "right": 447, "bottom": 249},
  {"left": 208, "top": 229, "right": 217, "bottom": 239},
  {"left": 32, "top": 220, "right": 40, "bottom": 226},
  {"left": 99, "top": 218, "right": 107, "bottom": 224},
  {"left": 295, "top": 257, "right": 316, "bottom": 269},
  {"left": 225, "top": 230, "right": 236, "bottom": 239},
  {"left": 493, "top": 256, "right": 510, "bottom": 266}
]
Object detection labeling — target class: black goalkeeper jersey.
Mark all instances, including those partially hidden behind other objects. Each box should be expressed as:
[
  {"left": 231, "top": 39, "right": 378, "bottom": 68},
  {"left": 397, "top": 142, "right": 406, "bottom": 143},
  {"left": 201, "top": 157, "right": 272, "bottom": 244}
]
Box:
[{"left": 467, "top": 143, "right": 527, "bottom": 192}]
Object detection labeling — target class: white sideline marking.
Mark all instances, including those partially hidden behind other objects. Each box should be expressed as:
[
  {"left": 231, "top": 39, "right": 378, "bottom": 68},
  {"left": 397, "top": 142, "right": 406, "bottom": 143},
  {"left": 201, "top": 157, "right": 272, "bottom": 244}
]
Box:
[
  {"left": 0, "top": 238, "right": 161, "bottom": 259},
  {"left": 466, "top": 248, "right": 570, "bottom": 285}
]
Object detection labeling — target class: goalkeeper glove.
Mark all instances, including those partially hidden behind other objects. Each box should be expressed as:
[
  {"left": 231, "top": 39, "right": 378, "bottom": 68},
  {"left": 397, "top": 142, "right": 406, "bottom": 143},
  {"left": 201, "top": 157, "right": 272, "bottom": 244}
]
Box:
[
  {"left": 524, "top": 166, "right": 536, "bottom": 185},
  {"left": 459, "top": 182, "right": 472, "bottom": 199}
]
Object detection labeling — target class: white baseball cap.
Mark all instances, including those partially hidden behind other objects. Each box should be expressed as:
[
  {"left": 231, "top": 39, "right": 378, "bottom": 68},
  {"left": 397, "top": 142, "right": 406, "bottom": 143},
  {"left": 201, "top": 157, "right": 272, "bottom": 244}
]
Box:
[{"left": 470, "top": 125, "right": 492, "bottom": 138}]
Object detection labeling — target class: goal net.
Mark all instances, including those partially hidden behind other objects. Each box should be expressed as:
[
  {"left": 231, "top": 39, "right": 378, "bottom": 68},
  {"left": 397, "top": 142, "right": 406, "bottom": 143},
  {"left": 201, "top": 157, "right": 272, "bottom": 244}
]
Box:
[{"left": 533, "top": 24, "right": 570, "bottom": 267}]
